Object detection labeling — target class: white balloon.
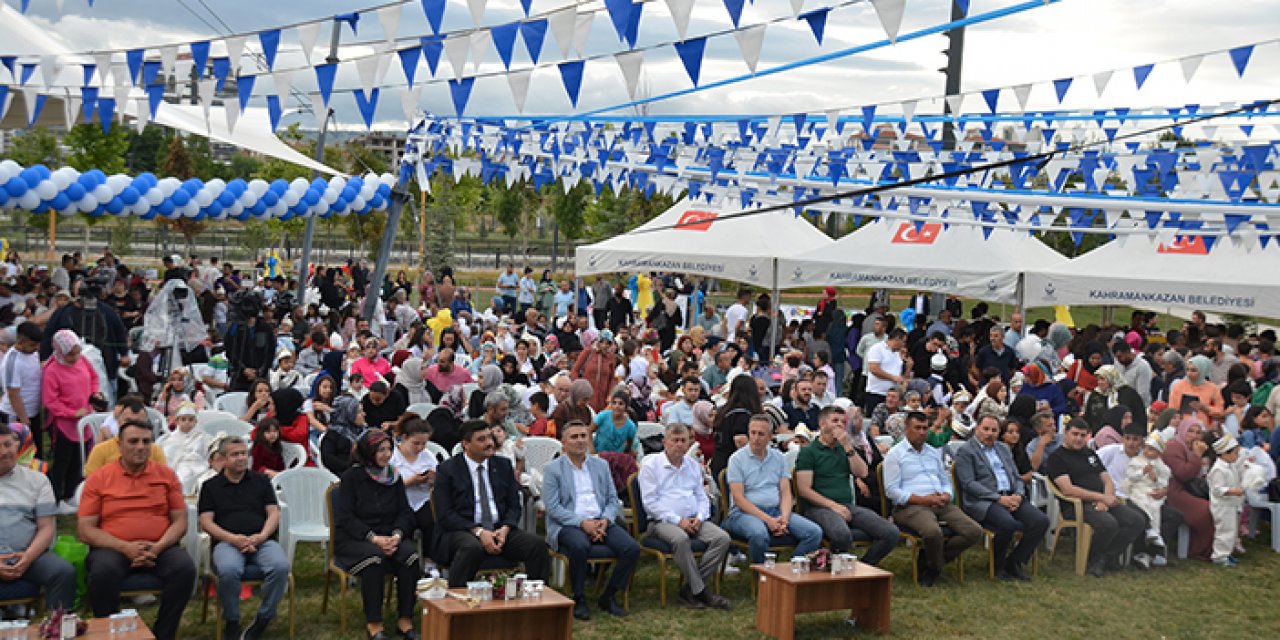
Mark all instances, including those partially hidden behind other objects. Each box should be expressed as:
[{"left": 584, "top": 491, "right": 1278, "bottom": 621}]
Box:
[
  {"left": 313, "top": 200, "right": 329, "bottom": 215},
  {"left": 130, "top": 200, "right": 150, "bottom": 215},
  {"left": 18, "top": 192, "right": 41, "bottom": 210},
  {"left": 145, "top": 188, "right": 164, "bottom": 206},
  {"left": 51, "top": 168, "right": 77, "bottom": 190},
  {"left": 77, "top": 195, "right": 98, "bottom": 213},
  {"left": 247, "top": 179, "right": 269, "bottom": 196},
  {"left": 358, "top": 184, "right": 375, "bottom": 200},
  {"left": 181, "top": 202, "right": 199, "bottom": 217},
  {"left": 239, "top": 192, "right": 258, "bottom": 206},
  {"left": 194, "top": 190, "right": 214, "bottom": 208},
  {"left": 57, "top": 202, "right": 78, "bottom": 216},
  {"left": 35, "top": 180, "right": 58, "bottom": 200},
  {"left": 379, "top": 172, "right": 394, "bottom": 186},
  {"left": 157, "top": 177, "right": 182, "bottom": 197},
  {"left": 106, "top": 174, "right": 131, "bottom": 193},
  {"left": 206, "top": 178, "right": 226, "bottom": 195},
  {"left": 228, "top": 202, "right": 244, "bottom": 216},
  {"left": 323, "top": 188, "right": 338, "bottom": 204},
  {"left": 92, "top": 185, "right": 113, "bottom": 202},
  {"left": 282, "top": 191, "right": 300, "bottom": 207},
  {"left": 0, "top": 160, "right": 21, "bottom": 180},
  {"left": 351, "top": 195, "right": 366, "bottom": 211},
  {"left": 289, "top": 178, "right": 310, "bottom": 192},
  {"left": 329, "top": 176, "right": 346, "bottom": 192}
]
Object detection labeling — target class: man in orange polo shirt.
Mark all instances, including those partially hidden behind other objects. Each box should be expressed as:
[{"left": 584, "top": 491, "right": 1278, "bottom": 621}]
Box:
[{"left": 77, "top": 421, "right": 195, "bottom": 640}]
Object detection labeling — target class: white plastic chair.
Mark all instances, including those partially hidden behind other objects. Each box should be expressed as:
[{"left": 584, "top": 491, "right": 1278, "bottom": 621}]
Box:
[
  {"left": 281, "top": 442, "right": 308, "bottom": 470},
  {"left": 406, "top": 402, "right": 436, "bottom": 418},
  {"left": 273, "top": 466, "right": 339, "bottom": 565},
  {"left": 1246, "top": 491, "right": 1280, "bottom": 553},
  {"left": 213, "top": 392, "right": 248, "bottom": 417},
  {"left": 75, "top": 413, "right": 111, "bottom": 469},
  {"left": 196, "top": 410, "right": 240, "bottom": 427},
  {"left": 521, "top": 437, "right": 563, "bottom": 478},
  {"left": 784, "top": 446, "right": 800, "bottom": 472},
  {"left": 450, "top": 442, "right": 465, "bottom": 458},
  {"left": 199, "top": 418, "right": 252, "bottom": 440},
  {"left": 426, "top": 441, "right": 450, "bottom": 463},
  {"left": 636, "top": 421, "right": 665, "bottom": 442}
]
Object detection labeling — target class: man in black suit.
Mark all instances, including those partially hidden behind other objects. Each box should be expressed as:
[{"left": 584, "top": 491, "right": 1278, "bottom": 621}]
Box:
[
  {"left": 953, "top": 415, "right": 1048, "bottom": 581},
  {"left": 432, "top": 420, "right": 550, "bottom": 587}
]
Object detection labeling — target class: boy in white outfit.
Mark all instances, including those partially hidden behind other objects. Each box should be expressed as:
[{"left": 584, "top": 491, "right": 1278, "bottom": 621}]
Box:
[
  {"left": 1124, "top": 433, "right": 1171, "bottom": 548},
  {"left": 1207, "top": 433, "right": 1245, "bottom": 567}
]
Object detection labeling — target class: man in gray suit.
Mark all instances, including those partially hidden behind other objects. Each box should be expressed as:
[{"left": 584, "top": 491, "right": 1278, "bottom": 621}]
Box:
[
  {"left": 542, "top": 420, "right": 638, "bottom": 620},
  {"left": 954, "top": 415, "right": 1049, "bottom": 581}
]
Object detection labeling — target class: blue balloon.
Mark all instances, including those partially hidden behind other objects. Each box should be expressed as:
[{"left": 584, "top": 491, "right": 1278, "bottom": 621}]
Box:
[
  {"left": 20, "top": 169, "right": 41, "bottom": 189},
  {"left": 171, "top": 190, "right": 190, "bottom": 207},
  {"left": 377, "top": 184, "right": 391, "bottom": 197},
  {"left": 5, "top": 181, "right": 26, "bottom": 198},
  {"left": 269, "top": 179, "right": 289, "bottom": 194},
  {"left": 368, "top": 195, "right": 384, "bottom": 209},
  {"left": 236, "top": 209, "right": 251, "bottom": 222},
  {"left": 182, "top": 178, "right": 203, "bottom": 194},
  {"left": 226, "top": 179, "right": 247, "bottom": 195},
  {"left": 65, "top": 183, "right": 86, "bottom": 201},
  {"left": 158, "top": 200, "right": 175, "bottom": 216},
  {"left": 193, "top": 211, "right": 206, "bottom": 221},
  {"left": 261, "top": 192, "right": 278, "bottom": 207},
  {"left": 340, "top": 186, "right": 357, "bottom": 201},
  {"left": 206, "top": 201, "right": 223, "bottom": 218},
  {"left": 50, "top": 193, "right": 71, "bottom": 210},
  {"left": 140, "top": 210, "right": 157, "bottom": 221},
  {"left": 217, "top": 191, "right": 236, "bottom": 207},
  {"left": 250, "top": 201, "right": 267, "bottom": 215},
  {"left": 280, "top": 212, "right": 294, "bottom": 221},
  {"left": 0, "top": 191, "right": 8, "bottom": 206},
  {"left": 94, "top": 205, "right": 108, "bottom": 217},
  {"left": 291, "top": 201, "right": 307, "bottom": 215},
  {"left": 303, "top": 191, "right": 320, "bottom": 206},
  {"left": 106, "top": 198, "right": 124, "bottom": 215},
  {"left": 77, "top": 174, "right": 98, "bottom": 189},
  {"left": 119, "top": 186, "right": 140, "bottom": 205},
  {"left": 32, "top": 203, "right": 49, "bottom": 214},
  {"left": 310, "top": 178, "right": 327, "bottom": 190},
  {"left": 33, "top": 165, "right": 51, "bottom": 181},
  {"left": 136, "top": 172, "right": 157, "bottom": 187}
]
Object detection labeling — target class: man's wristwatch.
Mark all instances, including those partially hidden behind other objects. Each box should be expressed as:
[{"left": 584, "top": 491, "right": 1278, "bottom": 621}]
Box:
[{"left": 473, "top": 527, "right": 483, "bottom": 537}]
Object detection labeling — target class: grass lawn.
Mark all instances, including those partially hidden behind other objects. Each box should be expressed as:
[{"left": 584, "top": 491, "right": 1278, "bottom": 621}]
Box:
[{"left": 97, "top": 519, "right": 1273, "bottom": 639}]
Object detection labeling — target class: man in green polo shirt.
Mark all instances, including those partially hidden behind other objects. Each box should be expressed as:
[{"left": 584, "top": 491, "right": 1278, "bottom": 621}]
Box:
[{"left": 794, "top": 406, "right": 899, "bottom": 563}]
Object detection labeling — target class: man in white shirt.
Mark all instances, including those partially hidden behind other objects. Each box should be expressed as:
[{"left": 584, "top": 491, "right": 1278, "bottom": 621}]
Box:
[
  {"left": 0, "top": 324, "right": 43, "bottom": 455},
  {"left": 722, "top": 289, "right": 750, "bottom": 344},
  {"left": 863, "top": 327, "right": 909, "bottom": 415},
  {"left": 1111, "top": 341, "right": 1153, "bottom": 406},
  {"left": 637, "top": 423, "right": 731, "bottom": 610}
]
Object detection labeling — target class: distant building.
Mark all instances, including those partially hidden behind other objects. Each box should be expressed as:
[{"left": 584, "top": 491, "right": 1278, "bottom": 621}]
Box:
[{"left": 351, "top": 131, "right": 406, "bottom": 165}]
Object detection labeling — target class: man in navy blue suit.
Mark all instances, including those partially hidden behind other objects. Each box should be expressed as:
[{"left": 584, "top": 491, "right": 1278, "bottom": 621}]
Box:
[{"left": 432, "top": 420, "right": 549, "bottom": 587}]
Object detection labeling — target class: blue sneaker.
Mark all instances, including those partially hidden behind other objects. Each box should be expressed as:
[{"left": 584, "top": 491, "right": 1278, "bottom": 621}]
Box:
[{"left": 1227, "top": 556, "right": 1240, "bottom": 566}]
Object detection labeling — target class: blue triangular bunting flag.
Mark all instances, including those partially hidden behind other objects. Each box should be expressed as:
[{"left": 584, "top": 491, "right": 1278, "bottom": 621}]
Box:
[
  {"left": 96, "top": 98, "right": 115, "bottom": 134},
  {"left": 80, "top": 86, "right": 98, "bottom": 122},
  {"left": 210, "top": 58, "right": 231, "bottom": 91},
  {"left": 142, "top": 61, "right": 162, "bottom": 86},
  {"left": 353, "top": 89, "right": 380, "bottom": 129},
  {"left": 19, "top": 64, "right": 35, "bottom": 85},
  {"left": 237, "top": 75, "right": 256, "bottom": 112},
  {"left": 799, "top": 8, "right": 830, "bottom": 45},
  {"left": 448, "top": 77, "right": 475, "bottom": 115},
  {"left": 420, "top": 37, "right": 443, "bottom": 75},
  {"left": 126, "top": 49, "right": 144, "bottom": 85},
  {"left": 266, "top": 95, "right": 282, "bottom": 132},
  {"left": 624, "top": 2, "right": 644, "bottom": 48},
  {"left": 1228, "top": 45, "right": 1253, "bottom": 78},
  {"left": 520, "top": 19, "right": 548, "bottom": 64},
  {"left": 1133, "top": 63, "right": 1154, "bottom": 89},
  {"left": 147, "top": 84, "right": 165, "bottom": 119},
  {"left": 491, "top": 22, "right": 519, "bottom": 70},
  {"left": 674, "top": 37, "right": 707, "bottom": 86},
  {"left": 519, "top": 0, "right": 533, "bottom": 16},
  {"left": 259, "top": 30, "right": 281, "bottom": 71},
  {"left": 981, "top": 88, "right": 1000, "bottom": 113},
  {"left": 335, "top": 12, "right": 360, "bottom": 34},
  {"left": 954, "top": 0, "right": 970, "bottom": 16},
  {"left": 26, "top": 93, "right": 45, "bottom": 127},
  {"left": 315, "top": 64, "right": 337, "bottom": 105},
  {"left": 189, "top": 41, "right": 210, "bottom": 74},
  {"left": 420, "top": 0, "right": 445, "bottom": 34},
  {"left": 604, "top": 0, "right": 633, "bottom": 43},
  {"left": 723, "top": 0, "right": 745, "bottom": 28},
  {"left": 398, "top": 46, "right": 422, "bottom": 87},
  {"left": 558, "top": 61, "right": 585, "bottom": 107},
  {"left": 1053, "top": 78, "right": 1071, "bottom": 103}
]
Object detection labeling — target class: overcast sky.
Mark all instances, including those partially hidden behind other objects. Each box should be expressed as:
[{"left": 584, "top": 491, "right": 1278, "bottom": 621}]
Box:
[{"left": 12, "top": 0, "right": 1280, "bottom": 130}]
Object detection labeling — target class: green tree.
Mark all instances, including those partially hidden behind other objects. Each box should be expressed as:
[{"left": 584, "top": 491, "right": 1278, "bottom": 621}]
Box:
[
  {"left": 6, "top": 127, "right": 60, "bottom": 167},
  {"left": 63, "top": 124, "right": 129, "bottom": 173},
  {"left": 161, "top": 135, "right": 206, "bottom": 254},
  {"left": 124, "top": 125, "right": 169, "bottom": 173},
  {"left": 227, "top": 152, "right": 262, "bottom": 178},
  {"left": 547, "top": 180, "right": 592, "bottom": 241},
  {"left": 109, "top": 218, "right": 135, "bottom": 256}
]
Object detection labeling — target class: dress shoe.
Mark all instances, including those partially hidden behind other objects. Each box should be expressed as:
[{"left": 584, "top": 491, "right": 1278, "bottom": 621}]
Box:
[
  {"left": 597, "top": 596, "right": 627, "bottom": 617},
  {"left": 1005, "top": 563, "right": 1032, "bottom": 582},
  {"left": 396, "top": 629, "right": 420, "bottom": 640},
  {"left": 368, "top": 631, "right": 389, "bottom": 640},
  {"left": 241, "top": 615, "right": 272, "bottom": 640},
  {"left": 1086, "top": 558, "right": 1107, "bottom": 578},
  {"left": 696, "top": 590, "right": 731, "bottom": 610},
  {"left": 573, "top": 601, "right": 591, "bottom": 621},
  {"left": 919, "top": 569, "right": 939, "bottom": 588},
  {"left": 676, "top": 585, "right": 704, "bottom": 609}
]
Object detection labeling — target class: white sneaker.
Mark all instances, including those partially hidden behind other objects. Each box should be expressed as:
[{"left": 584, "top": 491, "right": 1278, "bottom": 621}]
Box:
[
  {"left": 1131, "top": 553, "right": 1151, "bottom": 570},
  {"left": 1151, "top": 554, "right": 1168, "bottom": 567},
  {"left": 132, "top": 594, "right": 157, "bottom": 606},
  {"left": 723, "top": 565, "right": 741, "bottom": 576}
]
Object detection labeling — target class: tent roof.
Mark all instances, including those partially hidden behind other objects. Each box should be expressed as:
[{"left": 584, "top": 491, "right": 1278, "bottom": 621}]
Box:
[
  {"left": 574, "top": 199, "right": 832, "bottom": 288},
  {"left": 1024, "top": 236, "right": 1280, "bottom": 319},
  {"left": 778, "top": 220, "right": 1067, "bottom": 302}
]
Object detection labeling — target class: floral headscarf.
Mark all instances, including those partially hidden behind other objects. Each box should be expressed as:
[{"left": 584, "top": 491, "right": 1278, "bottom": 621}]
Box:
[
  {"left": 355, "top": 430, "right": 399, "bottom": 485},
  {"left": 691, "top": 400, "right": 715, "bottom": 436},
  {"left": 51, "top": 329, "right": 81, "bottom": 365}
]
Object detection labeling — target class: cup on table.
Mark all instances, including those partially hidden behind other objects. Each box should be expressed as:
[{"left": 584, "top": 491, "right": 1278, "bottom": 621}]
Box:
[{"left": 764, "top": 552, "right": 777, "bottom": 569}]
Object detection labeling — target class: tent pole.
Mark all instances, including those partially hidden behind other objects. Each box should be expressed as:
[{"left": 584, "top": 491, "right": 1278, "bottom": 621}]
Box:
[
  {"left": 1016, "top": 272, "right": 1026, "bottom": 315},
  {"left": 362, "top": 183, "right": 409, "bottom": 321},
  {"left": 768, "top": 258, "right": 780, "bottom": 363},
  {"left": 296, "top": 19, "right": 342, "bottom": 307}
]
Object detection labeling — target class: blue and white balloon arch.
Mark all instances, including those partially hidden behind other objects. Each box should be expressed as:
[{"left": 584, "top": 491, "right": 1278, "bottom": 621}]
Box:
[{"left": 0, "top": 160, "right": 395, "bottom": 221}]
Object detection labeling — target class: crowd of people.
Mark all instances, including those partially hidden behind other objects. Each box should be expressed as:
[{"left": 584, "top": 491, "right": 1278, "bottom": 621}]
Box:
[{"left": 0, "top": 247, "right": 1277, "bottom": 639}]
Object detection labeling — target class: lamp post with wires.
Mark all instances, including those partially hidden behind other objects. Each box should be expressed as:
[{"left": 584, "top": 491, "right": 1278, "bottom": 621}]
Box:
[
  {"left": 295, "top": 20, "right": 342, "bottom": 307},
  {"left": 939, "top": 0, "right": 967, "bottom": 152}
]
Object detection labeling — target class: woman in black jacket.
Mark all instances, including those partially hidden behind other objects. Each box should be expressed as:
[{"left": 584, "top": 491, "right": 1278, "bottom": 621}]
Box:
[{"left": 332, "top": 431, "right": 422, "bottom": 640}]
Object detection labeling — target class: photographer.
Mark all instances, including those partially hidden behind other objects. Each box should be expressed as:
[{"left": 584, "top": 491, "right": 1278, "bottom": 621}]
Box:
[
  {"left": 224, "top": 290, "right": 278, "bottom": 393},
  {"left": 41, "top": 276, "right": 127, "bottom": 395}
]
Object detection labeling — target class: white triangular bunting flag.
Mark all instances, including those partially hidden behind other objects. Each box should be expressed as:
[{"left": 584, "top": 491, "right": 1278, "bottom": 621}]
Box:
[
  {"left": 790, "top": 0, "right": 806, "bottom": 17},
  {"left": 225, "top": 101, "right": 239, "bottom": 133},
  {"left": 444, "top": 36, "right": 470, "bottom": 79},
  {"left": 466, "top": 0, "right": 487, "bottom": 26},
  {"left": 1012, "top": 84, "right": 1032, "bottom": 111},
  {"left": 310, "top": 93, "right": 328, "bottom": 126},
  {"left": 20, "top": 88, "right": 38, "bottom": 122},
  {"left": 93, "top": 53, "right": 113, "bottom": 84},
  {"left": 665, "top": 0, "right": 695, "bottom": 41},
  {"left": 548, "top": 8, "right": 576, "bottom": 58},
  {"left": 573, "top": 10, "right": 595, "bottom": 57},
  {"left": 871, "top": 0, "right": 906, "bottom": 43},
  {"left": 469, "top": 31, "right": 491, "bottom": 72},
  {"left": 62, "top": 91, "right": 79, "bottom": 129},
  {"left": 900, "top": 99, "right": 916, "bottom": 123},
  {"left": 160, "top": 46, "right": 178, "bottom": 79},
  {"left": 223, "top": 35, "right": 247, "bottom": 73},
  {"left": 296, "top": 22, "right": 321, "bottom": 64},
  {"left": 1180, "top": 54, "right": 1203, "bottom": 83},
  {"left": 945, "top": 94, "right": 964, "bottom": 115},
  {"left": 508, "top": 68, "right": 532, "bottom": 113},
  {"left": 113, "top": 85, "right": 129, "bottom": 116},
  {"left": 825, "top": 109, "right": 840, "bottom": 140},
  {"left": 197, "top": 78, "right": 215, "bottom": 120},
  {"left": 1092, "top": 70, "right": 1112, "bottom": 97},
  {"left": 399, "top": 85, "right": 422, "bottom": 122},
  {"left": 135, "top": 98, "right": 150, "bottom": 132},
  {"left": 39, "top": 55, "right": 61, "bottom": 88},
  {"left": 734, "top": 25, "right": 766, "bottom": 74},
  {"left": 377, "top": 5, "right": 403, "bottom": 44},
  {"left": 616, "top": 50, "right": 644, "bottom": 100},
  {"left": 356, "top": 55, "right": 380, "bottom": 96},
  {"left": 272, "top": 69, "right": 293, "bottom": 103}
]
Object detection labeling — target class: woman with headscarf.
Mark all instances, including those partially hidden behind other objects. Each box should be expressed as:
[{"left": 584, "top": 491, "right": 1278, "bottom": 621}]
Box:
[
  {"left": 550, "top": 379, "right": 594, "bottom": 437},
  {"left": 1016, "top": 363, "right": 1068, "bottom": 417},
  {"left": 1169, "top": 355, "right": 1225, "bottom": 426},
  {"left": 1044, "top": 322, "right": 1073, "bottom": 371},
  {"left": 1092, "top": 405, "right": 1133, "bottom": 449},
  {"left": 709, "top": 375, "right": 761, "bottom": 478},
  {"left": 394, "top": 357, "right": 432, "bottom": 406},
  {"left": 647, "top": 289, "right": 683, "bottom": 353},
  {"left": 271, "top": 387, "right": 315, "bottom": 467},
  {"left": 332, "top": 430, "right": 421, "bottom": 640},
  {"left": 418, "top": 271, "right": 436, "bottom": 310},
  {"left": 42, "top": 329, "right": 102, "bottom": 501},
  {"left": 570, "top": 328, "right": 618, "bottom": 412},
  {"left": 1162, "top": 417, "right": 1215, "bottom": 561},
  {"left": 1066, "top": 341, "right": 1107, "bottom": 392},
  {"left": 690, "top": 400, "right": 717, "bottom": 464},
  {"left": 468, "top": 341, "right": 498, "bottom": 377},
  {"left": 499, "top": 354, "right": 528, "bottom": 386},
  {"left": 320, "top": 390, "right": 362, "bottom": 475},
  {"left": 969, "top": 379, "right": 1009, "bottom": 422},
  {"left": 434, "top": 272, "right": 455, "bottom": 311},
  {"left": 1006, "top": 393, "right": 1039, "bottom": 446},
  {"left": 535, "top": 270, "right": 556, "bottom": 318},
  {"left": 1083, "top": 365, "right": 1148, "bottom": 434}
]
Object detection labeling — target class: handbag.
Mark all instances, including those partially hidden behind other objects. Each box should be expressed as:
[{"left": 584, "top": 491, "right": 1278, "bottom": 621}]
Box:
[
  {"left": 52, "top": 534, "right": 88, "bottom": 606},
  {"left": 1183, "top": 476, "right": 1210, "bottom": 500}
]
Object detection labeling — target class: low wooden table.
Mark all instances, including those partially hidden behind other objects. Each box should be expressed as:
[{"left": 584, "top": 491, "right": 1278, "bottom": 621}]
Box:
[
  {"left": 752, "top": 562, "right": 892, "bottom": 639},
  {"left": 421, "top": 588, "right": 573, "bottom": 640},
  {"left": 24, "top": 617, "right": 154, "bottom": 639}
]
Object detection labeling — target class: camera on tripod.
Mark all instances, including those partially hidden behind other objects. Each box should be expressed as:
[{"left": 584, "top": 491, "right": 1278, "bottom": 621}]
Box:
[{"left": 229, "top": 289, "right": 264, "bottom": 322}]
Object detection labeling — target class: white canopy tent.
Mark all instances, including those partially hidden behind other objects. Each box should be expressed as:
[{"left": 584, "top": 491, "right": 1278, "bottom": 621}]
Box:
[
  {"left": 1024, "top": 235, "right": 1280, "bottom": 319},
  {"left": 777, "top": 219, "right": 1068, "bottom": 304},
  {"left": 574, "top": 198, "right": 833, "bottom": 289}
]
